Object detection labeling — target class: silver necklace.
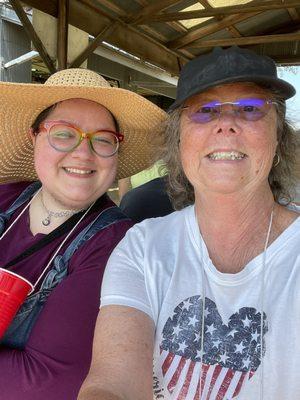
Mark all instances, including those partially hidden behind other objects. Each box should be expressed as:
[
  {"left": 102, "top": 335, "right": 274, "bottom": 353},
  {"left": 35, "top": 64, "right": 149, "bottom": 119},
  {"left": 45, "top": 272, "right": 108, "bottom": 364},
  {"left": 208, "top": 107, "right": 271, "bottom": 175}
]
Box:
[{"left": 41, "top": 192, "right": 84, "bottom": 226}]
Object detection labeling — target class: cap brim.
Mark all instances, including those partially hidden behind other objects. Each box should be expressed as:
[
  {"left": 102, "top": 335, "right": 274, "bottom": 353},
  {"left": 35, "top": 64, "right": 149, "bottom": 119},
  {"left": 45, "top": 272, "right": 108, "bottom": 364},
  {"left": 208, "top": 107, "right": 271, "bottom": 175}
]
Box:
[{"left": 169, "top": 75, "right": 296, "bottom": 111}]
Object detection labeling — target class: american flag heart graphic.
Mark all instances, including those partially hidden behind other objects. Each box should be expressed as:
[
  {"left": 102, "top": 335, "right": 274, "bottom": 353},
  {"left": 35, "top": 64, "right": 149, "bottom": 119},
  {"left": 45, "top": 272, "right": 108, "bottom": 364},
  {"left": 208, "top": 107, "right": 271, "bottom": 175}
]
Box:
[{"left": 159, "top": 295, "right": 268, "bottom": 399}]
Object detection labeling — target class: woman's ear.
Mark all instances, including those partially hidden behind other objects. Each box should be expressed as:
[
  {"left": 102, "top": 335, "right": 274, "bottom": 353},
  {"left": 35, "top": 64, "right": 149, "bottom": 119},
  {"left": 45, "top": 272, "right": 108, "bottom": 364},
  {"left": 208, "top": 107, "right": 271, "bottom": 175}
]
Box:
[{"left": 28, "top": 128, "right": 36, "bottom": 145}]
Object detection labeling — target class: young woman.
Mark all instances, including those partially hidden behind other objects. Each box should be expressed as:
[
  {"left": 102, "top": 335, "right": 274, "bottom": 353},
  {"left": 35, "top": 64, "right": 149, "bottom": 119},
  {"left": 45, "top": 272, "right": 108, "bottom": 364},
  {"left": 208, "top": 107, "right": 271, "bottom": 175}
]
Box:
[{"left": 0, "top": 68, "right": 165, "bottom": 400}]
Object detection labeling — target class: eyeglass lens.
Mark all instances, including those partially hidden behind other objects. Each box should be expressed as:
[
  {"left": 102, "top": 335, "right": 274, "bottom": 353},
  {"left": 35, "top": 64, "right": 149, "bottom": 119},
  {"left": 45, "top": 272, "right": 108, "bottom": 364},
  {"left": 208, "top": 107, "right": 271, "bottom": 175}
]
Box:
[
  {"left": 188, "top": 98, "right": 273, "bottom": 124},
  {"left": 48, "top": 123, "right": 119, "bottom": 157}
]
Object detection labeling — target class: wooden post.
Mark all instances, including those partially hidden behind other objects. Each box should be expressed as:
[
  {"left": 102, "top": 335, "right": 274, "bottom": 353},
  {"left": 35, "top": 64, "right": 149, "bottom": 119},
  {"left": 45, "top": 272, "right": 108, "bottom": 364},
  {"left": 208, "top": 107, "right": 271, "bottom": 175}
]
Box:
[
  {"left": 9, "top": 0, "right": 56, "bottom": 74},
  {"left": 57, "top": 0, "right": 69, "bottom": 70}
]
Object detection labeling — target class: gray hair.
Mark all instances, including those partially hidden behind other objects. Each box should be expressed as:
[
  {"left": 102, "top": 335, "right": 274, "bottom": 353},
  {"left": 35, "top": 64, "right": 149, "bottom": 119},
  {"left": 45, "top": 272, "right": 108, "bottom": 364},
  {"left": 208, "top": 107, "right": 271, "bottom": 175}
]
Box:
[{"left": 156, "top": 98, "right": 300, "bottom": 210}]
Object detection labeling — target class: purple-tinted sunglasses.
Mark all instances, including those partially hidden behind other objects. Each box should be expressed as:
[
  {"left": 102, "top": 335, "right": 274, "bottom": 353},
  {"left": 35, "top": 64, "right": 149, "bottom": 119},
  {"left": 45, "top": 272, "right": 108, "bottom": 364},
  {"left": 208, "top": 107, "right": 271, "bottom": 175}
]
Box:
[{"left": 183, "top": 98, "right": 277, "bottom": 123}]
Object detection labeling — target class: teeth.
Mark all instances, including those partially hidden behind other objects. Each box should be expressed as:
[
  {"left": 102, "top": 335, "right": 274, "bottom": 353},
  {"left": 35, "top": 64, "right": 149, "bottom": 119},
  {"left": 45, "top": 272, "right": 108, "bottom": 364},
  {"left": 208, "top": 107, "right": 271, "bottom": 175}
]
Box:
[
  {"left": 65, "top": 168, "right": 93, "bottom": 174},
  {"left": 208, "top": 151, "right": 245, "bottom": 160}
]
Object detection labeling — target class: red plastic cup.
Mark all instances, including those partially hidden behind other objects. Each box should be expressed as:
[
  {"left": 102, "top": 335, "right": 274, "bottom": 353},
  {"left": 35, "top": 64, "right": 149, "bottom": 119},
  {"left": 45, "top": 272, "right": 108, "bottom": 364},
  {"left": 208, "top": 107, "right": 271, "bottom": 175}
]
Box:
[{"left": 0, "top": 268, "right": 33, "bottom": 338}]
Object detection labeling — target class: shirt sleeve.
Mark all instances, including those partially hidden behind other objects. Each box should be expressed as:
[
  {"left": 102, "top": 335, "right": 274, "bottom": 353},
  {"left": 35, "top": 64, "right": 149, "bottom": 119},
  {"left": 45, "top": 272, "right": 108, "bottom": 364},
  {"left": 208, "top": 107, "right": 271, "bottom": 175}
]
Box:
[
  {"left": 0, "top": 220, "right": 132, "bottom": 400},
  {"left": 101, "top": 222, "right": 154, "bottom": 320}
]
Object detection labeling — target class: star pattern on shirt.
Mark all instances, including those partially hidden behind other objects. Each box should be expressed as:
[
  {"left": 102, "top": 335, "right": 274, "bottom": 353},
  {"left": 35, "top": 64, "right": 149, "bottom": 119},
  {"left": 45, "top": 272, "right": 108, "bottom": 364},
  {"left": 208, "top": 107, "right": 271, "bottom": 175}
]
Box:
[{"left": 161, "top": 296, "right": 268, "bottom": 373}]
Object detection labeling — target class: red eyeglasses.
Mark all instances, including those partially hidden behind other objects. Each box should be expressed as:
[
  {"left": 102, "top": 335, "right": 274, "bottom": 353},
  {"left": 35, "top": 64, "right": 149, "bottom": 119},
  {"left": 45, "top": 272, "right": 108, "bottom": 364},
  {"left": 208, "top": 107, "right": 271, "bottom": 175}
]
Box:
[{"left": 39, "top": 120, "right": 124, "bottom": 158}]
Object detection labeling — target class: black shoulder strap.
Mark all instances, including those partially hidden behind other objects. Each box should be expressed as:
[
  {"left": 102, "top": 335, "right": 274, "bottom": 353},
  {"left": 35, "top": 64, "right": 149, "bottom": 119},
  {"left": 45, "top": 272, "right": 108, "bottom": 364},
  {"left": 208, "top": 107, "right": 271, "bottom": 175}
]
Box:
[
  {"left": 60, "top": 206, "right": 130, "bottom": 264},
  {"left": 4, "top": 196, "right": 105, "bottom": 269}
]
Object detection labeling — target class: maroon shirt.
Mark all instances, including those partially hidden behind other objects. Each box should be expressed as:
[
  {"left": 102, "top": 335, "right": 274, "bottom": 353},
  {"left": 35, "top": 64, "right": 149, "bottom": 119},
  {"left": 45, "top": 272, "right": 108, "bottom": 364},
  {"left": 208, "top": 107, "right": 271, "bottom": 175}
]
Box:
[{"left": 0, "top": 182, "right": 133, "bottom": 400}]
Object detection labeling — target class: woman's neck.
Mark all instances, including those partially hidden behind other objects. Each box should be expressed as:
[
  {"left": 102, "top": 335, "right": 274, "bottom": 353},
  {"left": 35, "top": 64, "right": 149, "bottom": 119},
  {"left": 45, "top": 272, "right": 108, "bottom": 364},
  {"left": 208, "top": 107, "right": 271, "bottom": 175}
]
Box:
[
  {"left": 195, "top": 187, "right": 275, "bottom": 232},
  {"left": 29, "top": 189, "right": 80, "bottom": 235},
  {"left": 194, "top": 187, "right": 277, "bottom": 273}
]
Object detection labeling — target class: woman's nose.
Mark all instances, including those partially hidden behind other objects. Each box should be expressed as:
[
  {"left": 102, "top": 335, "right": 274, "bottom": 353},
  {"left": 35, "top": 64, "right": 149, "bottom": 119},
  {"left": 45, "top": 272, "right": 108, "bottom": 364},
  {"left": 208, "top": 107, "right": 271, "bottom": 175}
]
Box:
[
  {"left": 71, "top": 137, "right": 94, "bottom": 158},
  {"left": 214, "top": 110, "right": 242, "bottom": 135}
]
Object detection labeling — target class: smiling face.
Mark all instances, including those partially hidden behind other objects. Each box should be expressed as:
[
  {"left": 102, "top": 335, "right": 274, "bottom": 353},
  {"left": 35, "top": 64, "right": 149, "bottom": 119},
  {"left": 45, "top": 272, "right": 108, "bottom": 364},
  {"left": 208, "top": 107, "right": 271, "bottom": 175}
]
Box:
[
  {"left": 32, "top": 98, "right": 118, "bottom": 209},
  {"left": 179, "top": 83, "right": 278, "bottom": 198}
]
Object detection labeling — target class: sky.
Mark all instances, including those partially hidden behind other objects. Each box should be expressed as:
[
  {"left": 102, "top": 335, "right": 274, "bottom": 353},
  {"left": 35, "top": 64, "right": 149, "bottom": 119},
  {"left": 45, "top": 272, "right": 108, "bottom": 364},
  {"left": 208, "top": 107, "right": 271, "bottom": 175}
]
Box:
[{"left": 277, "top": 66, "right": 300, "bottom": 128}]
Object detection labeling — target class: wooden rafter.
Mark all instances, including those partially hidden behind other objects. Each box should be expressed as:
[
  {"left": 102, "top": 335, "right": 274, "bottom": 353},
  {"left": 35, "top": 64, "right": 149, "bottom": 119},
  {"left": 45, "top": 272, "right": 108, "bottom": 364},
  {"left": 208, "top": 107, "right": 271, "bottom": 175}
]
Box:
[
  {"left": 133, "top": 0, "right": 187, "bottom": 34},
  {"left": 94, "top": 0, "right": 127, "bottom": 17},
  {"left": 124, "top": 0, "right": 182, "bottom": 24},
  {"left": 80, "top": 0, "right": 115, "bottom": 20},
  {"left": 226, "top": 26, "right": 242, "bottom": 38},
  {"left": 22, "top": 0, "right": 188, "bottom": 74},
  {"left": 275, "top": 55, "right": 300, "bottom": 65},
  {"left": 198, "top": 0, "right": 212, "bottom": 9},
  {"left": 198, "top": 0, "right": 243, "bottom": 39},
  {"left": 8, "top": 0, "right": 56, "bottom": 73},
  {"left": 190, "top": 32, "right": 300, "bottom": 49},
  {"left": 287, "top": 8, "right": 300, "bottom": 21},
  {"left": 168, "top": 12, "right": 261, "bottom": 49},
  {"left": 90, "top": 0, "right": 186, "bottom": 42},
  {"left": 137, "top": 0, "right": 300, "bottom": 23},
  {"left": 138, "top": 25, "right": 169, "bottom": 42},
  {"left": 17, "top": 0, "right": 300, "bottom": 74}
]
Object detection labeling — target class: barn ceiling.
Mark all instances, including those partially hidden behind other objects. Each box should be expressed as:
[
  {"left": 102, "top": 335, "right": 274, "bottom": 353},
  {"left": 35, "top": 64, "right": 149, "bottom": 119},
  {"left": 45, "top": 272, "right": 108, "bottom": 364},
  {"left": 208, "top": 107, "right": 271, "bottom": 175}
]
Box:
[{"left": 9, "top": 0, "right": 300, "bottom": 77}]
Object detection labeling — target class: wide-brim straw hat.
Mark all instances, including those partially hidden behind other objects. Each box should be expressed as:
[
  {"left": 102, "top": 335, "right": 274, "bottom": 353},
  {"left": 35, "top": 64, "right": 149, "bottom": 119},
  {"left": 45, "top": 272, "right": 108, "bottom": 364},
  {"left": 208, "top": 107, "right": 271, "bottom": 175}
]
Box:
[{"left": 0, "top": 68, "right": 166, "bottom": 181}]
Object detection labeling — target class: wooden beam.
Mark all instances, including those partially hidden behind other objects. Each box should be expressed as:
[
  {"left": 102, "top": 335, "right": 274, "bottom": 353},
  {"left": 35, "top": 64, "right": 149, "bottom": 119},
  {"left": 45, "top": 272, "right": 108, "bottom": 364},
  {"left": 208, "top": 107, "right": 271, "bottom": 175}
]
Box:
[
  {"left": 138, "top": 0, "right": 300, "bottom": 23},
  {"left": 57, "top": 0, "right": 69, "bottom": 70},
  {"left": 177, "top": 48, "right": 194, "bottom": 60},
  {"left": 275, "top": 56, "right": 300, "bottom": 65},
  {"left": 21, "top": 0, "right": 188, "bottom": 74},
  {"left": 133, "top": 0, "right": 187, "bottom": 33},
  {"left": 94, "top": 0, "right": 127, "bottom": 17},
  {"left": 69, "top": 22, "right": 117, "bottom": 68},
  {"left": 73, "top": 1, "right": 190, "bottom": 74},
  {"left": 139, "top": 25, "right": 169, "bottom": 42},
  {"left": 124, "top": 0, "right": 182, "bottom": 24},
  {"left": 9, "top": 0, "right": 56, "bottom": 73},
  {"left": 198, "top": 0, "right": 213, "bottom": 9},
  {"left": 226, "top": 26, "right": 242, "bottom": 37},
  {"left": 287, "top": 8, "right": 300, "bottom": 21},
  {"left": 108, "top": 21, "right": 187, "bottom": 74},
  {"left": 199, "top": 0, "right": 242, "bottom": 38},
  {"left": 22, "top": 0, "right": 57, "bottom": 16},
  {"left": 168, "top": 12, "right": 260, "bottom": 49},
  {"left": 190, "top": 32, "right": 300, "bottom": 48}
]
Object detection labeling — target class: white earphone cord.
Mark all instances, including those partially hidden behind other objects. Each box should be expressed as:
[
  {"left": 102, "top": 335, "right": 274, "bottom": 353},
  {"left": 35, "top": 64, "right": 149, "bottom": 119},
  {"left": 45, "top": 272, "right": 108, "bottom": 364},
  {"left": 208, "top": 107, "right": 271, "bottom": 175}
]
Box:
[
  {"left": 199, "top": 208, "right": 274, "bottom": 400},
  {"left": 0, "top": 188, "right": 94, "bottom": 292},
  {"left": 259, "top": 209, "right": 274, "bottom": 400}
]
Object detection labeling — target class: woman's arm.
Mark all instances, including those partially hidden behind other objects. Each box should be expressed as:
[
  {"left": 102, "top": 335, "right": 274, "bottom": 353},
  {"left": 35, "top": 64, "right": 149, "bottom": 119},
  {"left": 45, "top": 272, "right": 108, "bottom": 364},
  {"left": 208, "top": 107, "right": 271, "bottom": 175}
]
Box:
[{"left": 78, "top": 305, "right": 155, "bottom": 400}]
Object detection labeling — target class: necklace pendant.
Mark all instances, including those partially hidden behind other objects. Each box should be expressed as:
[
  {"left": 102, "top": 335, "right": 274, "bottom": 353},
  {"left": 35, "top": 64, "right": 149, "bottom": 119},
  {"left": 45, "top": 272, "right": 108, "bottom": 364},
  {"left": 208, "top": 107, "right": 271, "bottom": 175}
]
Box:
[{"left": 42, "top": 216, "right": 51, "bottom": 226}]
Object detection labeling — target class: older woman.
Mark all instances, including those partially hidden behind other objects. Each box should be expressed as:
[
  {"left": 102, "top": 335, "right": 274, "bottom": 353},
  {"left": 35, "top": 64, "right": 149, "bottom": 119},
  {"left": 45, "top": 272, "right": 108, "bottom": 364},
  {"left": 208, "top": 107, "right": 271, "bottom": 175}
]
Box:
[
  {"left": 0, "top": 68, "right": 165, "bottom": 400},
  {"left": 79, "top": 47, "right": 300, "bottom": 400}
]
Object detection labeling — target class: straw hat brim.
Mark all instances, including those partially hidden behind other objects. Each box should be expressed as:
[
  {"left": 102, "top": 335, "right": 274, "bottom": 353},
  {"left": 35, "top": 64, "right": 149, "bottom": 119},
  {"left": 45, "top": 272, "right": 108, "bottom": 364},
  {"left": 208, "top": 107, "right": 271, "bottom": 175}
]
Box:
[{"left": 0, "top": 82, "right": 166, "bottom": 181}]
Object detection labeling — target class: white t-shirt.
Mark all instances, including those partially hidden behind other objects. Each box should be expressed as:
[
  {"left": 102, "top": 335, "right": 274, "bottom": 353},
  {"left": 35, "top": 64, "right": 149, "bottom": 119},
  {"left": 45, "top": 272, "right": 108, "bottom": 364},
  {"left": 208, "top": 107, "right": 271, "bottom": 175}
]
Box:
[{"left": 101, "top": 205, "right": 300, "bottom": 400}]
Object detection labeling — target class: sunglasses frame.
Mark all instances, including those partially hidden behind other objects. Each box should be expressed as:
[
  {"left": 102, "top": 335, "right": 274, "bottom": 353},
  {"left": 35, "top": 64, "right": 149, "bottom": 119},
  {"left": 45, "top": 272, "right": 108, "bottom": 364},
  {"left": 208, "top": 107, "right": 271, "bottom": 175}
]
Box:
[{"left": 182, "top": 98, "right": 277, "bottom": 123}]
